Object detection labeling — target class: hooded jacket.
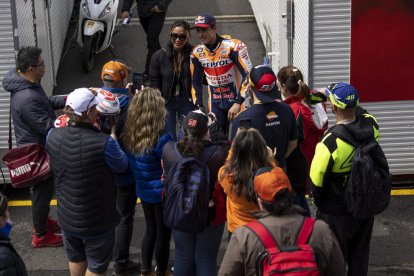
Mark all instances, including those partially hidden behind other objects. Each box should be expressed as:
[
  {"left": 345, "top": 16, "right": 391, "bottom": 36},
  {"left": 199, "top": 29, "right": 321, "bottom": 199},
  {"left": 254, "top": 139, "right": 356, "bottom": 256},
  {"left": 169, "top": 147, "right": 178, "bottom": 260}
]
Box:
[
  {"left": 2, "top": 69, "right": 65, "bottom": 146},
  {"left": 149, "top": 41, "right": 193, "bottom": 103},
  {"left": 218, "top": 210, "right": 345, "bottom": 276},
  {"left": 310, "top": 107, "right": 379, "bottom": 215},
  {"left": 0, "top": 232, "right": 28, "bottom": 276}
]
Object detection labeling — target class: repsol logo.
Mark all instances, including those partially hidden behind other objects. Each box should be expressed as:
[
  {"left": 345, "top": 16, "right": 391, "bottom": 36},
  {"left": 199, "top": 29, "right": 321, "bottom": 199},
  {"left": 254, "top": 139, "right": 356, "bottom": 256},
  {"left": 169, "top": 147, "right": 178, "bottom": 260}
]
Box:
[{"left": 203, "top": 60, "right": 230, "bottom": 68}]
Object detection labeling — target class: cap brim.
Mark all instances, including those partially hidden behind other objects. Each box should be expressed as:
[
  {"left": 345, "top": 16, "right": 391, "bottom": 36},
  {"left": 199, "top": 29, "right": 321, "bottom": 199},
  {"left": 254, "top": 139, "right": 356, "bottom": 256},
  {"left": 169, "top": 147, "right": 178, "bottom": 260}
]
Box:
[
  {"left": 191, "top": 24, "right": 212, "bottom": 29},
  {"left": 253, "top": 87, "right": 281, "bottom": 103}
]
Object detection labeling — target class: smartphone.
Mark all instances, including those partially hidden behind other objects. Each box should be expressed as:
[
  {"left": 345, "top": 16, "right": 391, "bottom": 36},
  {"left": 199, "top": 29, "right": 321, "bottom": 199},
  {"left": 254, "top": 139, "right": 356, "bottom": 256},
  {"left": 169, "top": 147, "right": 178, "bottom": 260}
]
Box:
[
  {"left": 239, "top": 118, "right": 252, "bottom": 129},
  {"left": 132, "top": 72, "right": 144, "bottom": 93}
]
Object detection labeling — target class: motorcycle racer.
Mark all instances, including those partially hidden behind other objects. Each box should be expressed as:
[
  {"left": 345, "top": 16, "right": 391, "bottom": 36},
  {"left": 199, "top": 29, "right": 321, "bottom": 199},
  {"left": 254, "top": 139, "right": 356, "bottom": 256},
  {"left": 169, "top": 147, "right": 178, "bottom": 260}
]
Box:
[{"left": 190, "top": 13, "right": 252, "bottom": 133}]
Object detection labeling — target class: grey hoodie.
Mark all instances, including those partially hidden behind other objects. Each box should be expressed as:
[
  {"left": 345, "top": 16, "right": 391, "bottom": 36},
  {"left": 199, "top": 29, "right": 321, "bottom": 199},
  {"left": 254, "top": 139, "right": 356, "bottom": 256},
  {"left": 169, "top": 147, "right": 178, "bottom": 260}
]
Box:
[{"left": 2, "top": 69, "right": 65, "bottom": 146}]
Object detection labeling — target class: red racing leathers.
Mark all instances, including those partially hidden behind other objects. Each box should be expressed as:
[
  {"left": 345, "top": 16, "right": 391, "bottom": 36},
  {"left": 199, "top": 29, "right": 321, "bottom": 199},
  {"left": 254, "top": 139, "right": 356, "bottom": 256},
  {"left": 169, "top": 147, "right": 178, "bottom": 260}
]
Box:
[{"left": 190, "top": 35, "right": 252, "bottom": 131}]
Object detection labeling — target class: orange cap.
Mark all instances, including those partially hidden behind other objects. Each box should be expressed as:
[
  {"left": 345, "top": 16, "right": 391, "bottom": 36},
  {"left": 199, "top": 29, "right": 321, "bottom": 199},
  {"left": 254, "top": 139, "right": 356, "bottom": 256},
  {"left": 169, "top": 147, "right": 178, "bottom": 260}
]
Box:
[
  {"left": 253, "top": 166, "right": 291, "bottom": 202},
  {"left": 101, "top": 61, "right": 129, "bottom": 82}
]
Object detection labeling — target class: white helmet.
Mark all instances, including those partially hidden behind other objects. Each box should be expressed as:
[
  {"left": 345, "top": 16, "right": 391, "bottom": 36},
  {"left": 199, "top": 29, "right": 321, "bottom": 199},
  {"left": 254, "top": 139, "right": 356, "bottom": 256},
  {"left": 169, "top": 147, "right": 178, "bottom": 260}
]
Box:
[{"left": 91, "top": 88, "right": 120, "bottom": 115}]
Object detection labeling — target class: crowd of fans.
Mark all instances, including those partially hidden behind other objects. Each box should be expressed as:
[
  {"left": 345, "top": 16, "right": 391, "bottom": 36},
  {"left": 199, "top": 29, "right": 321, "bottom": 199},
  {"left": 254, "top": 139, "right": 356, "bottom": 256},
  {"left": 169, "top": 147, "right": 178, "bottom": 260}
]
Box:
[{"left": 0, "top": 7, "right": 381, "bottom": 276}]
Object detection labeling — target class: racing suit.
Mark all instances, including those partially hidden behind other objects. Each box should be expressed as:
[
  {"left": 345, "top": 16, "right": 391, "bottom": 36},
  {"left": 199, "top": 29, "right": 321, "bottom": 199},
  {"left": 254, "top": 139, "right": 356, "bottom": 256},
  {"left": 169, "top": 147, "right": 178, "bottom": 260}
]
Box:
[{"left": 190, "top": 35, "right": 252, "bottom": 132}]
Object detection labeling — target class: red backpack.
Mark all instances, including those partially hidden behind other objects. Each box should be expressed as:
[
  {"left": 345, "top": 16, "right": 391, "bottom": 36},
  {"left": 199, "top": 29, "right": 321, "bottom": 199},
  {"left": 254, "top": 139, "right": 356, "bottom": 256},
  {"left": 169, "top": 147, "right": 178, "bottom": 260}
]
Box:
[{"left": 246, "top": 217, "right": 320, "bottom": 276}]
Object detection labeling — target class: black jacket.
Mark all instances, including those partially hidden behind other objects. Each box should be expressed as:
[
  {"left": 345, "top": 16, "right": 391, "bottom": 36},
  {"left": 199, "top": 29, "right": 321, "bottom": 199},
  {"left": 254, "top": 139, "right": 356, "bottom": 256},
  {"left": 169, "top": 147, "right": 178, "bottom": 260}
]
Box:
[
  {"left": 2, "top": 69, "right": 65, "bottom": 146},
  {"left": 46, "top": 123, "right": 120, "bottom": 236},
  {"left": 0, "top": 233, "right": 28, "bottom": 276},
  {"left": 149, "top": 41, "right": 193, "bottom": 103},
  {"left": 122, "top": 0, "right": 173, "bottom": 17}
]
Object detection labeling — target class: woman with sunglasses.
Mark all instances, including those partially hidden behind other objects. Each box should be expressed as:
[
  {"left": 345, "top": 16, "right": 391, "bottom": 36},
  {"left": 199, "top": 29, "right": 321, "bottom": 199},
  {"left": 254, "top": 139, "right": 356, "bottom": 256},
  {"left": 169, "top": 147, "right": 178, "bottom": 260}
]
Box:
[{"left": 149, "top": 20, "right": 196, "bottom": 140}]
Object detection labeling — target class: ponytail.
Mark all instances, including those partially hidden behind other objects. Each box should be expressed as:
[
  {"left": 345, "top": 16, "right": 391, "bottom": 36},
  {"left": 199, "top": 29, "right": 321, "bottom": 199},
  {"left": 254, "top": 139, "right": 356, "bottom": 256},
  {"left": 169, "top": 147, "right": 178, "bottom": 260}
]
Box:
[
  {"left": 297, "top": 79, "right": 311, "bottom": 106},
  {"left": 277, "top": 66, "right": 311, "bottom": 106}
]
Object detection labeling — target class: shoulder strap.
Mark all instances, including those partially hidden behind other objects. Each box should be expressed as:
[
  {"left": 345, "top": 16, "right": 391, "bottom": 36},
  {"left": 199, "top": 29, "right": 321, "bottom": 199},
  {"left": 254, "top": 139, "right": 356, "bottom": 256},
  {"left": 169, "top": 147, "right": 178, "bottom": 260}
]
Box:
[
  {"left": 245, "top": 221, "right": 280, "bottom": 254},
  {"left": 8, "top": 105, "right": 12, "bottom": 150},
  {"left": 173, "top": 142, "right": 184, "bottom": 160},
  {"left": 295, "top": 217, "right": 316, "bottom": 245},
  {"left": 329, "top": 124, "right": 359, "bottom": 147}
]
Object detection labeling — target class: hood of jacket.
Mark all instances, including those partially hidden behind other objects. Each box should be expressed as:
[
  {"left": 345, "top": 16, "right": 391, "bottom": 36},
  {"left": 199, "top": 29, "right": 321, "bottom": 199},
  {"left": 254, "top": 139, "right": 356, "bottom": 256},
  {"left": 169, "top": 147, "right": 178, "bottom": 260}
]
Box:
[
  {"left": 342, "top": 106, "right": 377, "bottom": 142},
  {"left": 2, "top": 69, "right": 42, "bottom": 94}
]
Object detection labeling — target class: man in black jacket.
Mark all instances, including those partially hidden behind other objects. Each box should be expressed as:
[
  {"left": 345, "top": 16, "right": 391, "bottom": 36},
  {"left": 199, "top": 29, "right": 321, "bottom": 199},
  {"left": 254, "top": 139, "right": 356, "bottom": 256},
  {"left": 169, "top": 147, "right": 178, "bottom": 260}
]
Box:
[
  {"left": 0, "top": 194, "right": 28, "bottom": 276},
  {"left": 47, "top": 88, "right": 128, "bottom": 276},
  {"left": 2, "top": 46, "right": 65, "bottom": 248},
  {"left": 121, "top": 0, "right": 173, "bottom": 76},
  {"left": 101, "top": 61, "right": 140, "bottom": 276}
]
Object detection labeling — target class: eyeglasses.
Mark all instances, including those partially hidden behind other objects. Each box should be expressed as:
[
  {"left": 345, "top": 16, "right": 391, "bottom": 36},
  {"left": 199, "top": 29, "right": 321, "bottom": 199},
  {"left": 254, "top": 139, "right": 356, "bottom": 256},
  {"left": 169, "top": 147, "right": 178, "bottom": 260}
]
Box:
[{"left": 171, "top": 33, "right": 187, "bottom": 41}]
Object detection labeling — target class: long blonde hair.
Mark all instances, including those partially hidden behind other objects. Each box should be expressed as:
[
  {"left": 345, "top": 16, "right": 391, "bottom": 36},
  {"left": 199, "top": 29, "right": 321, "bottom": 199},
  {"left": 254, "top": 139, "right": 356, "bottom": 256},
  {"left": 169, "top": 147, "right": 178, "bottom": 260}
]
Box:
[{"left": 121, "top": 87, "right": 166, "bottom": 155}]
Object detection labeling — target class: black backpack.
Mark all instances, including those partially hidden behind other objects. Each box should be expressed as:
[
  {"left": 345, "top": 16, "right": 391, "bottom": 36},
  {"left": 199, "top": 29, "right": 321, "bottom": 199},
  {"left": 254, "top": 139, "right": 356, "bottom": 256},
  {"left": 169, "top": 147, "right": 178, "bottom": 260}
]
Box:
[
  {"left": 163, "top": 143, "right": 214, "bottom": 233},
  {"left": 330, "top": 124, "right": 391, "bottom": 219}
]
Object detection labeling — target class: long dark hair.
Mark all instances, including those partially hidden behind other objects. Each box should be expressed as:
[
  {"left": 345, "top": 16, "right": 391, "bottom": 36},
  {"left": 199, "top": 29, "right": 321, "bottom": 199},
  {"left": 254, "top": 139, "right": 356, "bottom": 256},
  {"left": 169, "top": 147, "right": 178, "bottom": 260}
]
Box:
[
  {"left": 177, "top": 116, "right": 208, "bottom": 157},
  {"left": 277, "top": 66, "right": 311, "bottom": 106},
  {"left": 222, "top": 129, "right": 272, "bottom": 202}
]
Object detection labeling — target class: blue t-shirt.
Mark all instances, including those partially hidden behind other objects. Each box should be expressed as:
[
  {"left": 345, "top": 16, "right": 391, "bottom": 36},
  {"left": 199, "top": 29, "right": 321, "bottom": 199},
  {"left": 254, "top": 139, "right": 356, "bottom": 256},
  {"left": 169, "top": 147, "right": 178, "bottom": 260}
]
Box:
[{"left": 230, "top": 101, "right": 297, "bottom": 168}]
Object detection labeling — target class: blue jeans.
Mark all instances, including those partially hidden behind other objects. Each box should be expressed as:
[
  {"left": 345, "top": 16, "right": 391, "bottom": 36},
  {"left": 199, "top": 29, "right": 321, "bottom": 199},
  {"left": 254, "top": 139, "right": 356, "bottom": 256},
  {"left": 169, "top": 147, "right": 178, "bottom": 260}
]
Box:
[
  {"left": 165, "top": 95, "right": 196, "bottom": 141},
  {"left": 172, "top": 224, "right": 224, "bottom": 276}
]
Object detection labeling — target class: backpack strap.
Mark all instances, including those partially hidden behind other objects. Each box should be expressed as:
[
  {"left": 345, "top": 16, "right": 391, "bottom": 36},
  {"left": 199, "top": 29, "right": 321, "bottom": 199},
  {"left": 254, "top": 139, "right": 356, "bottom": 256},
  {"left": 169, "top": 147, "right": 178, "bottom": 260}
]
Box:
[
  {"left": 245, "top": 221, "right": 280, "bottom": 254},
  {"left": 173, "top": 142, "right": 184, "bottom": 160},
  {"left": 295, "top": 217, "right": 316, "bottom": 245}
]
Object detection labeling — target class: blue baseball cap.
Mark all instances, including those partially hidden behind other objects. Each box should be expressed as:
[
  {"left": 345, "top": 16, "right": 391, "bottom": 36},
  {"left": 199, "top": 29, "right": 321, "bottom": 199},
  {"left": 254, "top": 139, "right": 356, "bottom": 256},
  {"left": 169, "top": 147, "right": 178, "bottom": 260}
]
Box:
[
  {"left": 326, "top": 82, "right": 359, "bottom": 109},
  {"left": 192, "top": 13, "right": 216, "bottom": 29}
]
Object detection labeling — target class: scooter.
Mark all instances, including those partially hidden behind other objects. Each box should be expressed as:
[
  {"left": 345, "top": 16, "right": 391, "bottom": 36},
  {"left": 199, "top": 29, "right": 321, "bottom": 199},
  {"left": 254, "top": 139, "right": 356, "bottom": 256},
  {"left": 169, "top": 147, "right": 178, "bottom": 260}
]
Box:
[{"left": 77, "top": 0, "right": 119, "bottom": 72}]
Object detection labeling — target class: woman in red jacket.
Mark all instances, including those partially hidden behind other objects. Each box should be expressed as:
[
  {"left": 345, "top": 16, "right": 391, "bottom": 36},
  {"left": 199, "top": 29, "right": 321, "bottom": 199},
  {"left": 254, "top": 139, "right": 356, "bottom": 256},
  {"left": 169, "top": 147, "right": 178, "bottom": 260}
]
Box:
[{"left": 277, "top": 66, "right": 328, "bottom": 215}]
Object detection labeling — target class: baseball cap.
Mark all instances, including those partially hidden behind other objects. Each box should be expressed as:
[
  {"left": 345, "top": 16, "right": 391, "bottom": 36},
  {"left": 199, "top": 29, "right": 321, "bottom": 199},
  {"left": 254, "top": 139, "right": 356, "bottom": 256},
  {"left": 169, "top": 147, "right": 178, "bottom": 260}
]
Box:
[
  {"left": 249, "top": 65, "right": 280, "bottom": 102},
  {"left": 101, "top": 61, "right": 129, "bottom": 82},
  {"left": 183, "top": 110, "right": 213, "bottom": 136},
  {"left": 192, "top": 13, "right": 216, "bottom": 29},
  {"left": 326, "top": 82, "right": 359, "bottom": 109},
  {"left": 65, "top": 88, "right": 102, "bottom": 116},
  {"left": 253, "top": 166, "right": 291, "bottom": 202}
]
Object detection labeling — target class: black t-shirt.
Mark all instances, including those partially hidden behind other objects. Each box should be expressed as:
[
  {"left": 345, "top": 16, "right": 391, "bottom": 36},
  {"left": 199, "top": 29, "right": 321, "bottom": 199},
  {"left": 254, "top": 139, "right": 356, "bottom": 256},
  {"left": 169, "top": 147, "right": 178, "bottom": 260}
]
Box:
[{"left": 230, "top": 101, "right": 297, "bottom": 168}]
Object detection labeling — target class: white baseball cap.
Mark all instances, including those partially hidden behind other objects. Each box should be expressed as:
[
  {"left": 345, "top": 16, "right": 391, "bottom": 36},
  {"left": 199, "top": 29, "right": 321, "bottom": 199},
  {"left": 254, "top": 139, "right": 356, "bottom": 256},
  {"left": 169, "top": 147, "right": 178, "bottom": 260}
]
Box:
[{"left": 65, "top": 88, "right": 102, "bottom": 116}]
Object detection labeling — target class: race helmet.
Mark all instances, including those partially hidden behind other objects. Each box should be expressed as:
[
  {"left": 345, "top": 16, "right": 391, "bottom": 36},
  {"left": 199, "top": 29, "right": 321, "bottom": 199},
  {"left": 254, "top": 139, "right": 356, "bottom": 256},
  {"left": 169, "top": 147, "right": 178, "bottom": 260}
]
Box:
[{"left": 90, "top": 88, "right": 121, "bottom": 134}]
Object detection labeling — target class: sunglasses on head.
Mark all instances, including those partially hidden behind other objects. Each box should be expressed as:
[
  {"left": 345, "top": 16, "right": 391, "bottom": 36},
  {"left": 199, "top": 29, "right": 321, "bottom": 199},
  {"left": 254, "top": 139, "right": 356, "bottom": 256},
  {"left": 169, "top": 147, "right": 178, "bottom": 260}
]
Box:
[
  {"left": 327, "top": 83, "right": 339, "bottom": 93},
  {"left": 171, "top": 33, "right": 187, "bottom": 41}
]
